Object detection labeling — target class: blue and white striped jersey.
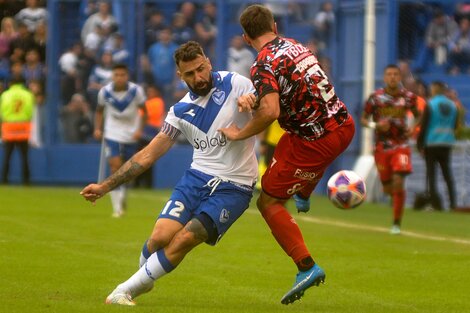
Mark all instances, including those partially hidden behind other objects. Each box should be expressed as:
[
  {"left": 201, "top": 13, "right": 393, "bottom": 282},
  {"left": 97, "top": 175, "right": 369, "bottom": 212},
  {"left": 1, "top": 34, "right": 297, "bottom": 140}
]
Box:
[
  {"left": 98, "top": 82, "right": 146, "bottom": 143},
  {"left": 164, "top": 71, "right": 258, "bottom": 186}
]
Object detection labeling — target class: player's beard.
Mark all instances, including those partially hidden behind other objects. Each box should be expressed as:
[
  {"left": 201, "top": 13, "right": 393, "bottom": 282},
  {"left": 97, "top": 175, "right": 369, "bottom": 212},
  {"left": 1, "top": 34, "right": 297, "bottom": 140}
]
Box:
[{"left": 189, "top": 76, "right": 213, "bottom": 97}]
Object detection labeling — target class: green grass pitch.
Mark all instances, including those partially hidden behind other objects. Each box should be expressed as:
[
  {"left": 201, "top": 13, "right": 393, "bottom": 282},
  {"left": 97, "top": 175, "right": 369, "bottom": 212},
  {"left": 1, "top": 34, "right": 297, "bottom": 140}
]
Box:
[{"left": 1, "top": 185, "right": 469, "bottom": 313}]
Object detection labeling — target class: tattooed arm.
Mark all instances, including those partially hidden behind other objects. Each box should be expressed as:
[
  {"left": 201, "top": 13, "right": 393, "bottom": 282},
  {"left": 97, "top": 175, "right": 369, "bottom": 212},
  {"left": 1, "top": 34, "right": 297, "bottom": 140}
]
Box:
[{"left": 80, "top": 132, "right": 176, "bottom": 203}]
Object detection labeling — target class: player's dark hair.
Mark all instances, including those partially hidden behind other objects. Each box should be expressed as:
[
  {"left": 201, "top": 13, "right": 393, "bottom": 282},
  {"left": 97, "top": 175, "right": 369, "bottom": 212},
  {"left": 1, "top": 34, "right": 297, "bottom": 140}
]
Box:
[
  {"left": 173, "top": 41, "right": 205, "bottom": 67},
  {"left": 112, "top": 63, "right": 128, "bottom": 72},
  {"left": 431, "top": 81, "right": 447, "bottom": 94},
  {"left": 239, "top": 4, "right": 274, "bottom": 39},
  {"left": 384, "top": 64, "right": 400, "bottom": 72}
]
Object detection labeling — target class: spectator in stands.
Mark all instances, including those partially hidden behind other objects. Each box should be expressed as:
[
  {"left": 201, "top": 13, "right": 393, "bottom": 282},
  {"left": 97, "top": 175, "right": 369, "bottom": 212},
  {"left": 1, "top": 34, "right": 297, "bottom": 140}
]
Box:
[
  {"left": 84, "top": 24, "right": 106, "bottom": 57},
  {"left": 195, "top": 2, "right": 217, "bottom": 60},
  {"left": 134, "top": 85, "right": 166, "bottom": 188},
  {"left": 417, "top": 9, "right": 458, "bottom": 71},
  {"left": 22, "top": 48, "right": 44, "bottom": 85},
  {"left": 147, "top": 27, "right": 177, "bottom": 106},
  {"left": 15, "top": 0, "right": 47, "bottom": 33},
  {"left": 9, "top": 22, "right": 36, "bottom": 62},
  {"left": 60, "top": 93, "right": 93, "bottom": 143},
  {"left": 313, "top": 1, "right": 335, "bottom": 52},
  {"left": 417, "top": 81, "right": 458, "bottom": 210},
  {"left": 171, "top": 12, "right": 194, "bottom": 45},
  {"left": 0, "top": 17, "right": 17, "bottom": 59},
  {"left": 81, "top": 1, "right": 117, "bottom": 43},
  {"left": 455, "top": 2, "right": 470, "bottom": 23},
  {"left": 178, "top": 2, "right": 197, "bottom": 28},
  {"left": 28, "top": 78, "right": 44, "bottom": 147},
  {"left": 10, "top": 60, "right": 23, "bottom": 79},
  {"left": 104, "top": 32, "right": 129, "bottom": 65},
  {"left": 144, "top": 10, "right": 166, "bottom": 50},
  {"left": 398, "top": 59, "right": 416, "bottom": 88},
  {"left": 448, "top": 18, "right": 470, "bottom": 74},
  {"left": 59, "top": 42, "right": 82, "bottom": 104},
  {"left": 87, "top": 50, "right": 113, "bottom": 111},
  {"left": 33, "top": 20, "right": 46, "bottom": 62},
  {"left": 227, "top": 35, "right": 255, "bottom": 79},
  {"left": 0, "top": 75, "right": 35, "bottom": 185}
]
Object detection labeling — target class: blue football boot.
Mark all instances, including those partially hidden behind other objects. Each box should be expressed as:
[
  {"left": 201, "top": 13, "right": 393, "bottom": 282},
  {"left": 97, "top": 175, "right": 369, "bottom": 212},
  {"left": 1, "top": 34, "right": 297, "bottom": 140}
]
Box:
[
  {"left": 293, "top": 193, "right": 310, "bottom": 213},
  {"left": 280, "top": 264, "right": 326, "bottom": 305}
]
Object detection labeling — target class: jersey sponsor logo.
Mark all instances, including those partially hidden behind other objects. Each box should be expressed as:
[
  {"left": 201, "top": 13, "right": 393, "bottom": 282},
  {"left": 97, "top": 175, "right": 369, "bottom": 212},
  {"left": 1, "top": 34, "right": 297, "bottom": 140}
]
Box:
[
  {"left": 296, "top": 55, "right": 316, "bottom": 72},
  {"left": 184, "top": 109, "right": 196, "bottom": 117},
  {"left": 287, "top": 183, "right": 304, "bottom": 195},
  {"left": 193, "top": 134, "right": 227, "bottom": 151},
  {"left": 294, "top": 168, "right": 318, "bottom": 181},
  {"left": 285, "top": 43, "right": 310, "bottom": 61},
  {"left": 219, "top": 208, "right": 229, "bottom": 223},
  {"left": 212, "top": 90, "right": 226, "bottom": 105}
]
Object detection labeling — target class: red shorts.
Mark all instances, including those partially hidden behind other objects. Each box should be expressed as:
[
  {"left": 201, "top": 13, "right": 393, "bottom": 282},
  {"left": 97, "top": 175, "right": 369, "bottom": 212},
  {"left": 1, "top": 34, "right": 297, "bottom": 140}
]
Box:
[
  {"left": 261, "top": 116, "right": 355, "bottom": 199},
  {"left": 374, "top": 146, "right": 413, "bottom": 183}
]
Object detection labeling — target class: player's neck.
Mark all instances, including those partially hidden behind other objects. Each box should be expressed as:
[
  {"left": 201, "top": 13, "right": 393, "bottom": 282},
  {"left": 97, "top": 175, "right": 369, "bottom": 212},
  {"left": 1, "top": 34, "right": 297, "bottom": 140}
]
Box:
[
  {"left": 385, "top": 86, "right": 400, "bottom": 96},
  {"left": 113, "top": 83, "right": 128, "bottom": 92},
  {"left": 251, "top": 33, "right": 277, "bottom": 52}
]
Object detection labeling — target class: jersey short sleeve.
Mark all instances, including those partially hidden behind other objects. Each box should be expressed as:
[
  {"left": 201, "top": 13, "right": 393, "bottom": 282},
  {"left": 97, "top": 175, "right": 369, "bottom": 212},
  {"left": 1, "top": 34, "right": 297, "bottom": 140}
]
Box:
[
  {"left": 97, "top": 88, "right": 106, "bottom": 108},
  {"left": 250, "top": 61, "right": 279, "bottom": 99},
  {"left": 135, "top": 85, "right": 147, "bottom": 107}
]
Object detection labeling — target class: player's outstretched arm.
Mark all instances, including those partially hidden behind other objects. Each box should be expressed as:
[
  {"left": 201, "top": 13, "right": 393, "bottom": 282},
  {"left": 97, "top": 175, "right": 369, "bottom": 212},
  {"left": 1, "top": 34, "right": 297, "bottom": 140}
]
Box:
[
  {"left": 80, "top": 132, "right": 175, "bottom": 203},
  {"left": 219, "top": 92, "right": 279, "bottom": 140}
]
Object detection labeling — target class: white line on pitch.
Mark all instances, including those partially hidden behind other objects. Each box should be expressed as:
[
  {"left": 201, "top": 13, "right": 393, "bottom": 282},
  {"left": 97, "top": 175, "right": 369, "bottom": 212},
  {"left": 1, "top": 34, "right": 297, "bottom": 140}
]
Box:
[{"left": 246, "top": 209, "right": 470, "bottom": 246}]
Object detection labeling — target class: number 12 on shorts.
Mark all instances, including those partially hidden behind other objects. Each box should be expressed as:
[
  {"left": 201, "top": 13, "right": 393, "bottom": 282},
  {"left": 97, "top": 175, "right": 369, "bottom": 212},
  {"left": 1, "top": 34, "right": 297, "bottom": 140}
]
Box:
[{"left": 161, "top": 200, "right": 185, "bottom": 218}]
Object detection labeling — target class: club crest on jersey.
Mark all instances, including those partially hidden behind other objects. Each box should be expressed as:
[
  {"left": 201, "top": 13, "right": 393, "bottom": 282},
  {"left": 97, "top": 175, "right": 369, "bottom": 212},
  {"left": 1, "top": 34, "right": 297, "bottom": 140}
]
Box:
[
  {"left": 212, "top": 90, "right": 225, "bottom": 105},
  {"left": 219, "top": 208, "right": 229, "bottom": 223}
]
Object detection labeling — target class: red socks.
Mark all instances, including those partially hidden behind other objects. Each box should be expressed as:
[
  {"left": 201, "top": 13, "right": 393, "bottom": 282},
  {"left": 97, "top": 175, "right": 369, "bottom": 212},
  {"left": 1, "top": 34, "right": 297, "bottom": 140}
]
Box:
[
  {"left": 392, "top": 190, "right": 405, "bottom": 225},
  {"left": 261, "top": 203, "right": 312, "bottom": 267}
]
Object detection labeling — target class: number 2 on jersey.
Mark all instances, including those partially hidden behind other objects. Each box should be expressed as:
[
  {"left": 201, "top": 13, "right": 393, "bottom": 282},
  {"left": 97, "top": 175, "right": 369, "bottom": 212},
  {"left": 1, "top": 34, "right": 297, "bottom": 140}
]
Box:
[{"left": 161, "top": 200, "right": 185, "bottom": 218}]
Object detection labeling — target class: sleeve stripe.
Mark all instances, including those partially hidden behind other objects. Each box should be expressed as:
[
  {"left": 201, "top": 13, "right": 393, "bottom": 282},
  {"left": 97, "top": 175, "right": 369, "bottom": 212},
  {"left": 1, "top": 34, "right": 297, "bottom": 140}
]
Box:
[{"left": 161, "top": 122, "right": 181, "bottom": 140}]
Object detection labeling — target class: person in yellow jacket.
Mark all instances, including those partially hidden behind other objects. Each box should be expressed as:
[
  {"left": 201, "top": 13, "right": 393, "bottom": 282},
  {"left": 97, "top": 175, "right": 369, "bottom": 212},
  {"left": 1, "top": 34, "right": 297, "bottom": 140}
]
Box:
[
  {"left": 256, "top": 120, "right": 284, "bottom": 189},
  {"left": 0, "top": 76, "right": 35, "bottom": 184}
]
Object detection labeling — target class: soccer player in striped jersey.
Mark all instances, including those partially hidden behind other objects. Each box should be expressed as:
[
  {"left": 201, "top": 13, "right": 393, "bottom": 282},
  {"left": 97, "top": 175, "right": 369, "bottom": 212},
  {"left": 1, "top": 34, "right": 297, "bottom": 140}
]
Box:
[
  {"left": 94, "top": 63, "right": 147, "bottom": 218},
  {"left": 80, "top": 41, "right": 258, "bottom": 305},
  {"left": 219, "top": 4, "right": 355, "bottom": 304}
]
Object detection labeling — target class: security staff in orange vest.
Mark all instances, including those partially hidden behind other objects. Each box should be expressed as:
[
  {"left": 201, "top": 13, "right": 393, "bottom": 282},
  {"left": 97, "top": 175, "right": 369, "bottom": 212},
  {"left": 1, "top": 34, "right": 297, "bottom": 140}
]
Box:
[{"left": 0, "top": 76, "right": 35, "bottom": 184}]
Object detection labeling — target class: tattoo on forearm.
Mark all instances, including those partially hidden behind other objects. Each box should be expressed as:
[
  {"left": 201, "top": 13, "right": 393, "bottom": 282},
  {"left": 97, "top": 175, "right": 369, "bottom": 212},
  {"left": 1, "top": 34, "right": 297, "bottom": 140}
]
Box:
[{"left": 103, "top": 159, "right": 145, "bottom": 190}]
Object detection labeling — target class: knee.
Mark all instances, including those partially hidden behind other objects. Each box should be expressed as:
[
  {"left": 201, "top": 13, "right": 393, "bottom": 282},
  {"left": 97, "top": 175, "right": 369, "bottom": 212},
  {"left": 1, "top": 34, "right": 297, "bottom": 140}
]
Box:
[{"left": 147, "top": 230, "right": 172, "bottom": 253}]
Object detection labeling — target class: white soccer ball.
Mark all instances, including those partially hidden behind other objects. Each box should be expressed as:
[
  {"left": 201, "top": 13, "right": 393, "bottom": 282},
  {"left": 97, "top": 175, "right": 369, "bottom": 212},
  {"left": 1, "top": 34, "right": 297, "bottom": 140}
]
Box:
[{"left": 327, "top": 170, "right": 366, "bottom": 209}]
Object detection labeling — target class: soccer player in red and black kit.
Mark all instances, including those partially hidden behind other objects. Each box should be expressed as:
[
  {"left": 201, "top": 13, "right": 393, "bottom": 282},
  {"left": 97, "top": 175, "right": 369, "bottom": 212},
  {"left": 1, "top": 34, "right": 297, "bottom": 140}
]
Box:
[
  {"left": 219, "top": 4, "right": 355, "bottom": 304},
  {"left": 361, "top": 65, "right": 420, "bottom": 235}
]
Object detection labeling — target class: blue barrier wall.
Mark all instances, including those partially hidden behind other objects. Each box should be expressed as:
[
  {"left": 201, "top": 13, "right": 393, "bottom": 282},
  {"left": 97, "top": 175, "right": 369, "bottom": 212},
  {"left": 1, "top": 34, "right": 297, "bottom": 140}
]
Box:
[{"left": 0, "top": 144, "right": 193, "bottom": 188}]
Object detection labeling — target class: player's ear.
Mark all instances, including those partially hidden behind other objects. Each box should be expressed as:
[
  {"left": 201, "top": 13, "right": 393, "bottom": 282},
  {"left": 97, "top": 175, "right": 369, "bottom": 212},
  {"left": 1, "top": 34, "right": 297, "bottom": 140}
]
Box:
[
  {"left": 242, "top": 33, "right": 252, "bottom": 46},
  {"left": 206, "top": 57, "right": 212, "bottom": 69},
  {"left": 176, "top": 70, "right": 182, "bottom": 80}
]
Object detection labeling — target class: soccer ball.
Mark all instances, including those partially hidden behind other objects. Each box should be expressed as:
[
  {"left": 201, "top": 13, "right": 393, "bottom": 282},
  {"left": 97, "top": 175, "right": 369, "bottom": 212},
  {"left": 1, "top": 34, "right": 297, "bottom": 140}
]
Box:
[{"left": 327, "top": 170, "right": 366, "bottom": 209}]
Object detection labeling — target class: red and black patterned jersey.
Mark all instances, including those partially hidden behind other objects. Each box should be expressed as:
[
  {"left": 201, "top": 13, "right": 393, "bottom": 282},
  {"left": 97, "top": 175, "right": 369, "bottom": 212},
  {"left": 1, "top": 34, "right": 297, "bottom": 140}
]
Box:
[
  {"left": 250, "top": 37, "right": 349, "bottom": 141},
  {"left": 364, "top": 88, "right": 418, "bottom": 149}
]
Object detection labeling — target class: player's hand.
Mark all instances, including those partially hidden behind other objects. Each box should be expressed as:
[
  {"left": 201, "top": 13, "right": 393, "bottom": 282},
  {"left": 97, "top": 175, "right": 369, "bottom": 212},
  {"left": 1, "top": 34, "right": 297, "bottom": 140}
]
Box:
[
  {"left": 93, "top": 129, "right": 102, "bottom": 141},
  {"left": 237, "top": 93, "right": 257, "bottom": 112},
  {"left": 80, "top": 183, "right": 108, "bottom": 204},
  {"left": 376, "top": 119, "right": 391, "bottom": 132},
  {"left": 218, "top": 123, "right": 241, "bottom": 141}
]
